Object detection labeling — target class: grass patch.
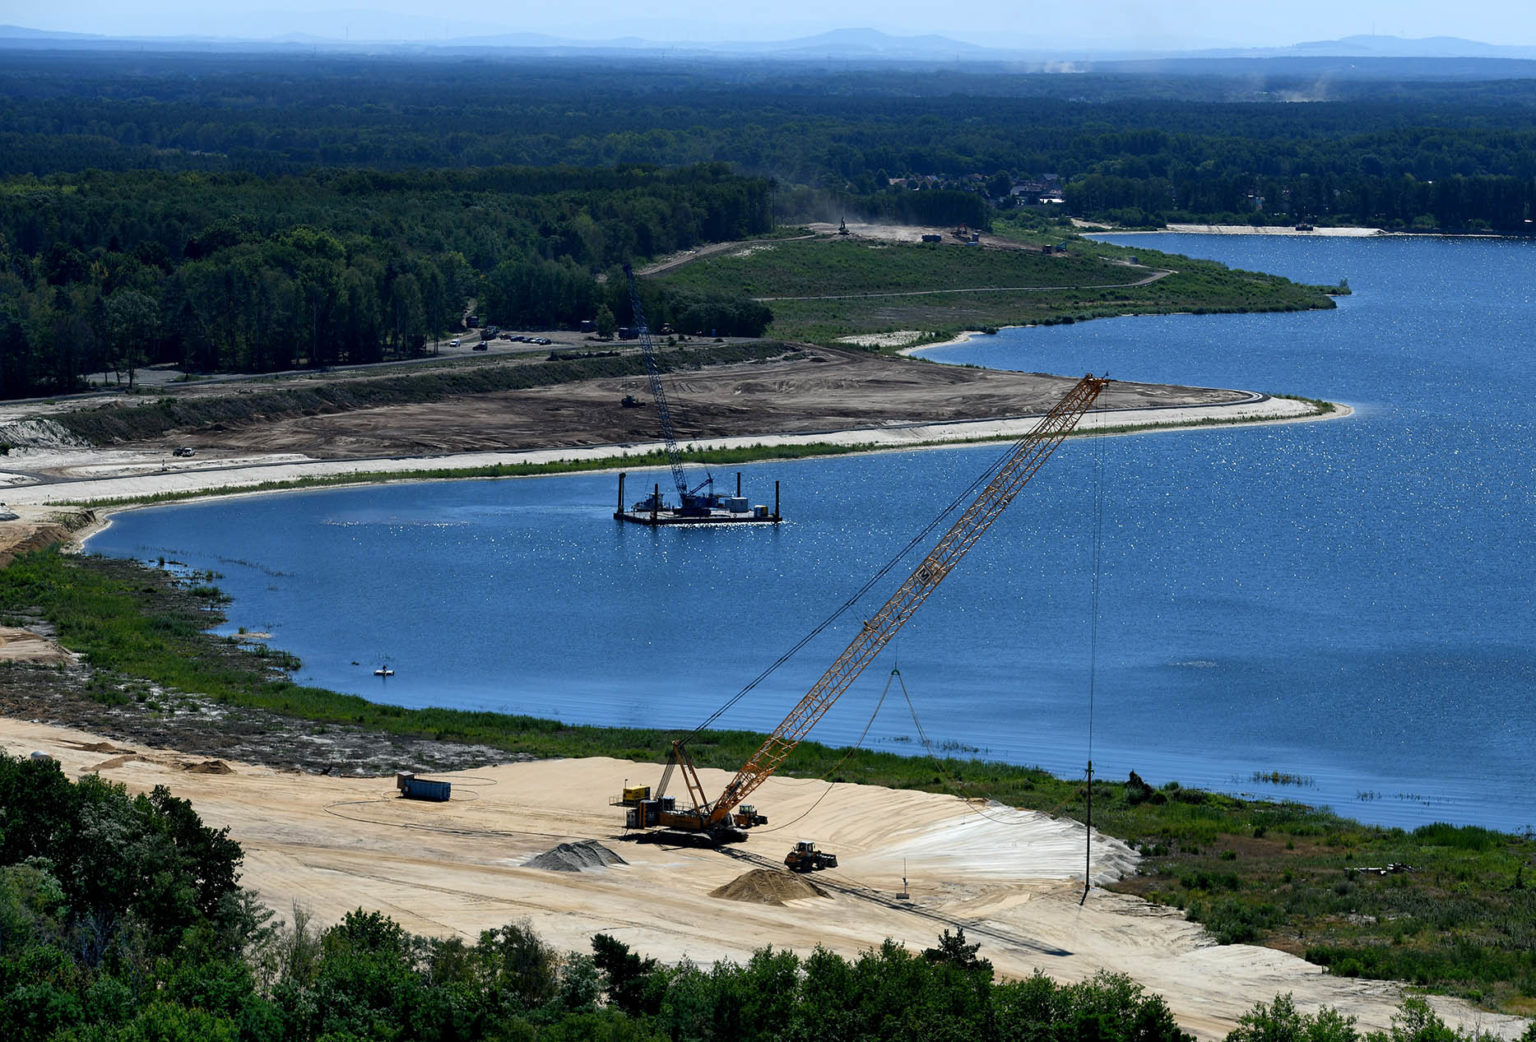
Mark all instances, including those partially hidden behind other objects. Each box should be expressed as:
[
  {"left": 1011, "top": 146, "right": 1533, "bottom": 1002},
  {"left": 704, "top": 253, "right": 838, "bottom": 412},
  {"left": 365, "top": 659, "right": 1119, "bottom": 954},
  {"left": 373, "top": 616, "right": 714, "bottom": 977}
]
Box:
[
  {"left": 2, "top": 546, "right": 1532, "bottom": 1013},
  {"left": 652, "top": 233, "right": 1337, "bottom": 347}
]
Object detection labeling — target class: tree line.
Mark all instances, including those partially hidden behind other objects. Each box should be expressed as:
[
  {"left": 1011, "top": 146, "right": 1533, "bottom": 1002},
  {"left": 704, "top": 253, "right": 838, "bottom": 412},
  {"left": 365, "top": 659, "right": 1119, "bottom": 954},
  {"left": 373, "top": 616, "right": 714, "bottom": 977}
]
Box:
[
  {"left": 0, "top": 164, "right": 772, "bottom": 398},
  {"left": 8, "top": 52, "right": 1536, "bottom": 398},
  {"left": 1064, "top": 170, "right": 1536, "bottom": 230},
  {"left": 4, "top": 52, "right": 1536, "bottom": 227},
  {"left": 4, "top": 751, "right": 1529, "bottom": 1042}
]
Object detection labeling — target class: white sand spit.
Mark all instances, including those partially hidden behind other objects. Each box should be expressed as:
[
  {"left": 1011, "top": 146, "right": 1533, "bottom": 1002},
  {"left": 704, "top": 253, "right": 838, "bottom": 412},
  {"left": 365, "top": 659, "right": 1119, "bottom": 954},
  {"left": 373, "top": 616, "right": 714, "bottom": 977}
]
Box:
[{"left": 0, "top": 396, "right": 1346, "bottom": 508}]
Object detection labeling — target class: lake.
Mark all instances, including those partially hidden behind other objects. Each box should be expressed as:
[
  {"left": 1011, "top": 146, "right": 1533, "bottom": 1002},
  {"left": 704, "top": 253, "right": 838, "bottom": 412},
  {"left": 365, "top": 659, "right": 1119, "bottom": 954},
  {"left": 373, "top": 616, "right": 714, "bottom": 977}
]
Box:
[{"left": 88, "top": 233, "right": 1536, "bottom": 833}]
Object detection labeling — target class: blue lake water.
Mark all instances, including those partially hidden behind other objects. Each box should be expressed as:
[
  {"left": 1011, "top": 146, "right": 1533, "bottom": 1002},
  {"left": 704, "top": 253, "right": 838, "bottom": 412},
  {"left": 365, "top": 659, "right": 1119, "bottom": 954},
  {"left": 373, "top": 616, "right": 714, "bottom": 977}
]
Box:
[{"left": 87, "top": 234, "right": 1536, "bottom": 833}]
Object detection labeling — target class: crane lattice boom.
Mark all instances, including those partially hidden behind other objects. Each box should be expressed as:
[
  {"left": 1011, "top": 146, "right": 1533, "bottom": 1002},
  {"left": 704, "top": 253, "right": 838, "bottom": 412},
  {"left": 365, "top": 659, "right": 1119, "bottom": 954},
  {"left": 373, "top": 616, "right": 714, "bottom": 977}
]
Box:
[
  {"left": 701, "top": 373, "right": 1108, "bottom": 825},
  {"left": 616, "top": 372, "right": 1108, "bottom": 839},
  {"left": 623, "top": 263, "right": 690, "bottom": 501}
]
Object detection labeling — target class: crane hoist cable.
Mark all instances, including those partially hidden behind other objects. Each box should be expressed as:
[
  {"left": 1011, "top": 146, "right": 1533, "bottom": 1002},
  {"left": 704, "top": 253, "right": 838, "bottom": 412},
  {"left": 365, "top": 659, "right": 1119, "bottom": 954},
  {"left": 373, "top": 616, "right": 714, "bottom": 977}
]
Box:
[
  {"left": 1081, "top": 387, "right": 1109, "bottom": 904},
  {"left": 747, "top": 667, "right": 902, "bottom": 836},
  {"left": 892, "top": 666, "right": 1087, "bottom": 826},
  {"left": 623, "top": 262, "right": 708, "bottom": 506},
  {"left": 660, "top": 373, "right": 1110, "bottom": 834},
  {"left": 682, "top": 387, "right": 1086, "bottom": 743}
]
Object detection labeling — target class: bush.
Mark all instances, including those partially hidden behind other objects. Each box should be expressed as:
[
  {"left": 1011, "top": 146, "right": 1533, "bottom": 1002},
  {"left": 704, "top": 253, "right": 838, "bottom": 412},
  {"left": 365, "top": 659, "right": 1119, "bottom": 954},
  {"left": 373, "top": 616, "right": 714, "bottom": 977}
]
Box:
[
  {"left": 1226, "top": 993, "right": 1360, "bottom": 1042},
  {"left": 1190, "top": 897, "right": 1281, "bottom": 945}
]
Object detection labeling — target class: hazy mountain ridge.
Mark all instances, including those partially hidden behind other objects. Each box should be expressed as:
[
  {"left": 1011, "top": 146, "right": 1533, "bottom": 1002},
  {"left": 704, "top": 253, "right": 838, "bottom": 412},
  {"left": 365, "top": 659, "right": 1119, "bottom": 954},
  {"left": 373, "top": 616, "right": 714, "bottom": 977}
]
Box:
[{"left": 3, "top": 21, "right": 1536, "bottom": 66}]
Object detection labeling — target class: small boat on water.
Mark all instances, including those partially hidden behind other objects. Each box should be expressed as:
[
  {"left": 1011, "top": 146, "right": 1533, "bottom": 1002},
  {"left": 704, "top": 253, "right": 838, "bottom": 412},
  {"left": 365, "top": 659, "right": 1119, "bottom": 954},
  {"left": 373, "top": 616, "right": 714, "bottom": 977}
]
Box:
[{"left": 373, "top": 656, "right": 395, "bottom": 678}]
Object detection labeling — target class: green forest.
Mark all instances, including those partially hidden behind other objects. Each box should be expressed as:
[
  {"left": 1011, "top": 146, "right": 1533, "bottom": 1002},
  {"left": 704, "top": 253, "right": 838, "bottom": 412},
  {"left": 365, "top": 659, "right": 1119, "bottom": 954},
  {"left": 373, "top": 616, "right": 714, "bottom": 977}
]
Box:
[
  {"left": 4, "top": 750, "right": 1531, "bottom": 1042},
  {"left": 4, "top": 51, "right": 1536, "bottom": 223},
  {"left": 0, "top": 164, "right": 772, "bottom": 398},
  {"left": 5, "top": 51, "right": 1536, "bottom": 399},
  {"left": 5, "top": 47, "right": 1536, "bottom": 1037}
]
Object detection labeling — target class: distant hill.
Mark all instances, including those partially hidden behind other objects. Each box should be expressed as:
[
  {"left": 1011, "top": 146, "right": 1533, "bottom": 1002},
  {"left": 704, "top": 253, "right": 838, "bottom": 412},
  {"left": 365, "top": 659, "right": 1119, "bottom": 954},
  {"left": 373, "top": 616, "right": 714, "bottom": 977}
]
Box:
[
  {"left": 2, "top": 22, "right": 1535, "bottom": 73},
  {"left": 708, "top": 28, "right": 994, "bottom": 59},
  {"left": 1278, "top": 35, "right": 1536, "bottom": 60},
  {"left": 0, "top": 24, "right": 102, "bottom": 41}
]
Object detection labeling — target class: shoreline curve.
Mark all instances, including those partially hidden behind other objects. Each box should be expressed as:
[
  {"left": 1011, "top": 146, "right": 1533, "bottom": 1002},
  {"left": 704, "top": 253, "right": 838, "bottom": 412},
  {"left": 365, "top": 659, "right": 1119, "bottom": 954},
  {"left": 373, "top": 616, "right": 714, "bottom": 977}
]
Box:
[{"left": 1, "top": 395, "right": 1351, "bottom": 513}]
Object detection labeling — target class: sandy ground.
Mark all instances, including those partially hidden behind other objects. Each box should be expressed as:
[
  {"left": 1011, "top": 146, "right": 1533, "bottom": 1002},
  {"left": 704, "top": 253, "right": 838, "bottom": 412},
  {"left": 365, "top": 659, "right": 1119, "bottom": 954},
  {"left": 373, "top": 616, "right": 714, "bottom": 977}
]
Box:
[
  {"left": 0, "top": 625, "right": 73, "bottom": 664},
  {"left": 0, "top": 716, "right": 1524, "bottom": 1041},
  {"left": 1159, "top": 224, "right": 1386, "bottom": 237},
  {"left": 0, "top": 392, "right": 1333, "bottom": 508},
  {"left": 1070, "top": 219, "right": 1386, "bottom": 237},
  {"left": 0, "top": 346, "right": 1347, "bottom": 507}
]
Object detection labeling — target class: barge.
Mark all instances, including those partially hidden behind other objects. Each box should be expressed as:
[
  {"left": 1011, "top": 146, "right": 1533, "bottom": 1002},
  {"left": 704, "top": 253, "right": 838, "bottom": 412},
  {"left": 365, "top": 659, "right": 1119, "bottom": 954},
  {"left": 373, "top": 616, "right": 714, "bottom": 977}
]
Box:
[
  {"left": 613, "top": 262, "right": 785, "bottom": 527},
  {"left": 614, "top": 471, "right": 781, "bottom": 526}
]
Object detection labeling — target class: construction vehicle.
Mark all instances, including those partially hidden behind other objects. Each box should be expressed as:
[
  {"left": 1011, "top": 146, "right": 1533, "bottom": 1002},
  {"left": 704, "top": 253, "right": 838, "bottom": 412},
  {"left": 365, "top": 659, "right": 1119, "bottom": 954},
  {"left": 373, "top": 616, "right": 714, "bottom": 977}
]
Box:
[
  {"left": 785, "top": 841, "right": 837, "bottom": 872},
  {"left": 615, "top": 372, "right": 1110, "bottom": 842},
  {"left": 618, "top": 784, "right": 765, "bottom": 832}
]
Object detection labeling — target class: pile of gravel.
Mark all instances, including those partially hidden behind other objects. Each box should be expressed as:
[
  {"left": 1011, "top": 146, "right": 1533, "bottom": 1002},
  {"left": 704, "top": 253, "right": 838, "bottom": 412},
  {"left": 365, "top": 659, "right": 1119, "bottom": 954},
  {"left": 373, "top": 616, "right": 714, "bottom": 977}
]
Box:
[
  {"left": 524, "top": 840, "right": 628, "bottom": 872},
  {"left": 709, "top": 868, "right": 830, "bottom": 905}
]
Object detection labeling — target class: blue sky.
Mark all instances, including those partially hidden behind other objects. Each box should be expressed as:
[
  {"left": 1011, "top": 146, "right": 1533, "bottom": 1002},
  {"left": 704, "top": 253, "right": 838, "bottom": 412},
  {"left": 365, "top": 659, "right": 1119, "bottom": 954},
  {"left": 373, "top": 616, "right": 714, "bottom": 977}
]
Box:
[{"left": 4, "top": 0, "right": 1534, "bottom": 50}]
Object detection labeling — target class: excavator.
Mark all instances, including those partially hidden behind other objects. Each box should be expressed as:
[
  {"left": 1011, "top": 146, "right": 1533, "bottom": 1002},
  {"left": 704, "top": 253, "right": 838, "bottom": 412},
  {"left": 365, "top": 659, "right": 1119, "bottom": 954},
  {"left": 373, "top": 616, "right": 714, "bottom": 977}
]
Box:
[{"left": 615, "top": 372, "right": 1110, "bottom": 843}]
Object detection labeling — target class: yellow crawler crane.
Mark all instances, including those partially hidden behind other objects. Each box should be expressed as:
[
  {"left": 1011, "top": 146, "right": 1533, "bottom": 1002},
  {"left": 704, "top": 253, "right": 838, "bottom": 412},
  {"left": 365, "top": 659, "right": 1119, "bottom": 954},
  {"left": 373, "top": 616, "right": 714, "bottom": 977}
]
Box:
[{"left": 617, "top": 373, "right": 1110, "bottom": 842}]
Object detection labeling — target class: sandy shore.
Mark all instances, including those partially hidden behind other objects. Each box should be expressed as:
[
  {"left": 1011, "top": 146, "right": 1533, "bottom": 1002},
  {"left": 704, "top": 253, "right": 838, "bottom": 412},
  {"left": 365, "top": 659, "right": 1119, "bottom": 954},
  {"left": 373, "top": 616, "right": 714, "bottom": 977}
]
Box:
[
  {"left": 0, "top": 395, "right": 1348, "bottom": 509},
  {"left": 1158, "top": 224, "right": 1385, "bottom": 237},
  {"left": 1067, "top": 218, "right": 1386, "bottom": 237},
  {"left": 0, "top": 715, "right": 1524, "bottom": 1041}
]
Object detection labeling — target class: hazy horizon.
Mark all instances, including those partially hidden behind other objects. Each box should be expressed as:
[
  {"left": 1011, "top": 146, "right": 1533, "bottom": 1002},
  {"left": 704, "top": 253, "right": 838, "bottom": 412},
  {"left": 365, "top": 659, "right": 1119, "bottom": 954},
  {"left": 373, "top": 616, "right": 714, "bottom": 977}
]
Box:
[{"left": 4, "top": 1, "right": 1534, "bottom": 52}]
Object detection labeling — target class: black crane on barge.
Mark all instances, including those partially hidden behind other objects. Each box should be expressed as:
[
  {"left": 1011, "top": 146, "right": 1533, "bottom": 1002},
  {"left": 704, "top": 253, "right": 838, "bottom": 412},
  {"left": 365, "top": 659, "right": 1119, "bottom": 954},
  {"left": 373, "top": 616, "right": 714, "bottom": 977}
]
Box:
[{"left": 613, "top": 262, "right": 781, "bottom": 526}]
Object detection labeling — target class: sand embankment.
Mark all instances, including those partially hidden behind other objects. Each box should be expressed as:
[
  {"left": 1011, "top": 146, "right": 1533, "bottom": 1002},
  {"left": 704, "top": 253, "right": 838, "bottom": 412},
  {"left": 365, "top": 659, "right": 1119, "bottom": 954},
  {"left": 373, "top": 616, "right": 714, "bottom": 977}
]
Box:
[
  {"left": 0, "top": 716, "right": 1523, "bottom": 1042},
  {"left": 0, "top": 394, "right": 1346, "bottom": 509},
  {"left": 1071, "top": 220, "right": 1385, "bottom": 237},
  {"left": 0, "top": 626, "right": 74, "bottom": 664},
  {"left": 1160, "top": 224, "right": 1385, "bottom": 237}
]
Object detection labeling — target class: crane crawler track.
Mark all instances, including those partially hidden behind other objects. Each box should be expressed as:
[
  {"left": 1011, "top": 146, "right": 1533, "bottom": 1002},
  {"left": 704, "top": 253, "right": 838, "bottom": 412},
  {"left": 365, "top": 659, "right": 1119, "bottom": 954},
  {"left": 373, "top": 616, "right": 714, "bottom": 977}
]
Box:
[{"left": 719, "top": 847, "right": 1072, "bottom": 959}]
